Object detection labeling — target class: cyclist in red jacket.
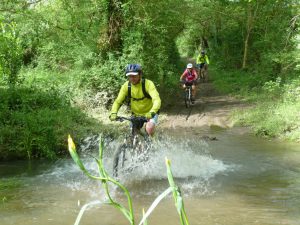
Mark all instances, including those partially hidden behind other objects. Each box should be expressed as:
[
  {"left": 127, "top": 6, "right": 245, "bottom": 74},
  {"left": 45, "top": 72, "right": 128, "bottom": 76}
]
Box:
[{"left": 180, "top": 63, "right": 198, "bottom": 103}]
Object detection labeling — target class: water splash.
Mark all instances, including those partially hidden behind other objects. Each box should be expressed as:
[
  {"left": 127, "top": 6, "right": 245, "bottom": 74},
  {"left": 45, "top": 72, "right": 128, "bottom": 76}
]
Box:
[
  {"left": 115, "top": 136, "right": 229, "bottom": 179},
  {"left": 29, "top": 135, "right": 233, "bottom": 197},
  {"left": 106, "top": 135, "right": 233, "bottom": 195}
]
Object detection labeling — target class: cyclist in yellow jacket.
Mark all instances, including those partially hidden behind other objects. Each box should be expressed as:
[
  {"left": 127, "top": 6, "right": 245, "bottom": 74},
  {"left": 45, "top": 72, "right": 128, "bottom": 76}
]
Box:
[
  {"left": 196, "top": 50, "right": 210, "bottom": 81},
  {"left": 109, "top": 64, "right": 161, "bottom": 136},
  {"left": 196, "top": 50, "right": 210, "bottom": 68}
]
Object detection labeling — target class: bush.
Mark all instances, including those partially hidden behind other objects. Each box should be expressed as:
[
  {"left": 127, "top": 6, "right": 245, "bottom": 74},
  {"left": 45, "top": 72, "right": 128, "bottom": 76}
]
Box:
[{"left": 0, "top": 87, "right": 102, "bottom": 160}]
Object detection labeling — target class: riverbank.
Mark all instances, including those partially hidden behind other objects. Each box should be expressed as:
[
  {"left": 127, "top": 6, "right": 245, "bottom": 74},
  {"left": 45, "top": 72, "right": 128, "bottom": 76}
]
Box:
[{"left": 211, "top": 68, "right": 300, "bottom": 142}]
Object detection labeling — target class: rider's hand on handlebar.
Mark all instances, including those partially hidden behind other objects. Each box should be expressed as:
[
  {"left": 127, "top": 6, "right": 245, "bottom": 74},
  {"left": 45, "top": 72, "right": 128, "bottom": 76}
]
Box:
[
  {"left": 109, "top": 113, "right": 117, "bottom": 121},
  {"left": 145, "top": 112, "right": 155, "bottom": 119}
]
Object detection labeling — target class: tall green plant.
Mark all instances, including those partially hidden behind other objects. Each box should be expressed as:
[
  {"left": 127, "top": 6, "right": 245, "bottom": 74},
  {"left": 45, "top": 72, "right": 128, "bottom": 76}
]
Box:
[
  {"left": 67, "top": 135, "right": 190, "bottom": 225},
  {"left": 0, "top": 21, "right": 23, "bottom": 86}
]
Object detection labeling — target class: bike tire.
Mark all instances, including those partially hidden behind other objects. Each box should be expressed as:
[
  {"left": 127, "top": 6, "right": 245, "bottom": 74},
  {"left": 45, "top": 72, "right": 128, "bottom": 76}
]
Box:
[
  {"left": 133, "top": 135, "right": 152, "bottom": 162},
  {"left": 113, "top": 143, "right": 127, "bottom": 177},
  {"left": 199, "top": 69, "right": 204, "bottom": 83},
  {"left": 201, "top": 68, "right": 208, "bottom": 83},
  {"left": 204, "top": 70, "right": 208, "bottom": 82},
  {"left": 185, "top": 91, "right": 190, "bottom": 108}
]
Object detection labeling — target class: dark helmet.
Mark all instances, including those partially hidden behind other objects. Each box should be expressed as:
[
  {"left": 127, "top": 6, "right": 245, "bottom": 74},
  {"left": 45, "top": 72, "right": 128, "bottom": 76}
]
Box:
[{"left": 125, "top": 64, "right": 142, "bottom": 76}]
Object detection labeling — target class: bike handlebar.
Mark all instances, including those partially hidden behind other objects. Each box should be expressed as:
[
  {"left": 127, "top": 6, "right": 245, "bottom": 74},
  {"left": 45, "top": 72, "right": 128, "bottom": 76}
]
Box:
[
  {"left": 116, "top": 116, "right": 148, "bottom": 123},
  {"left": 180, "top": 80, "right": 197, "bottom": 85}
]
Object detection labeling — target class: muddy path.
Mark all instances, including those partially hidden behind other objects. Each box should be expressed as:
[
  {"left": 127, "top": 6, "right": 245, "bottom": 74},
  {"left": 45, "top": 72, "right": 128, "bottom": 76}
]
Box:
[{"left": 159, "top": 82, "right": 248, "bottom": 130}]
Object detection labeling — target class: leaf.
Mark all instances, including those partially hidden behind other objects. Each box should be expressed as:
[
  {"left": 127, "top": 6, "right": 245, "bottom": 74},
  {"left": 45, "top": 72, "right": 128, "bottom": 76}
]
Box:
[
  {"left": 138, "top": 187, "right": 173, "bottom": 225},
  {"left": 73, "top": 200, "right": 103, "bottom": 225}
]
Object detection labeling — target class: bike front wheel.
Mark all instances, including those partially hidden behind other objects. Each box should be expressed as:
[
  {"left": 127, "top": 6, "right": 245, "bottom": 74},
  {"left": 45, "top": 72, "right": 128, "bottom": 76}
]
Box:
[
  {"left": 185, "top": 89, "right": 191, "bottom": 108},
  {"left": 113, "top": 143, "right": 127, "bottom": 177}
]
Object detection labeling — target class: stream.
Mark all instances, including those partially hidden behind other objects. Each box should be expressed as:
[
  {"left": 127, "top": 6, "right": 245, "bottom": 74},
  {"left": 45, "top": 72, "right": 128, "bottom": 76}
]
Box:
[{"left": 1, "top": 126, "right": 300, "bottom": 225}]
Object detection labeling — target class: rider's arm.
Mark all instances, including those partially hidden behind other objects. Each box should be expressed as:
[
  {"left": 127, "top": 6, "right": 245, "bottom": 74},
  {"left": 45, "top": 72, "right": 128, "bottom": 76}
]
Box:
[
  {"left": 205, "top": 55, "right": 210, "bottom": 64},
  {"left": 146, "top": 80, "right": 161, "bottom": 114},
  {"left": 180, "top": 71, "right": 187, "bottom": 81},
  {"left": 110, "top": 82, "right": 128, "bottom": 114},
  {"left": 194, "top": 70, "right": 198, "bottom": 80},
  {"left": 196, "top": 54, "right": 201, "bottom": 64}
]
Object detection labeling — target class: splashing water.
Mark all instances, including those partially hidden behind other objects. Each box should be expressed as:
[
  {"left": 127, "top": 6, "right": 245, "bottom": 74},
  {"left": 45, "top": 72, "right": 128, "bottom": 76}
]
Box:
[
  {"left": 104, "top": 135, "right": 233, "bottom": 195},
  {"left": 27, "top": 135, "right": 233, "bottom": 198}
]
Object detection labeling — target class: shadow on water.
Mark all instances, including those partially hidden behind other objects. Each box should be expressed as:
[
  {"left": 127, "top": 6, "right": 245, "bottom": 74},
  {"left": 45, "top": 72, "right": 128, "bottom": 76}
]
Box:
[{"left": 1, "top": 128, "right": 300, "bottom": 225}]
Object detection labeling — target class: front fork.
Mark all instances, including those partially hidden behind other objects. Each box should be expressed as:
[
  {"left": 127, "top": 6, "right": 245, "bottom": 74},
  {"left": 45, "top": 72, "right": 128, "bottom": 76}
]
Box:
[{"left": 130, "top": 127, "right": 150, "bottom": 155}]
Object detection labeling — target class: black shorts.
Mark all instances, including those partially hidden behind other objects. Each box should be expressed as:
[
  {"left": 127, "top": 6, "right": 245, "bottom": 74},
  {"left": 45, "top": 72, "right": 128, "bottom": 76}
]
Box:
[
  {"left": 196, "top": 63, "right": 205, "bottom": 69},
  {"left": 185, "top": 81, "right": 196, "bottom": 86}
]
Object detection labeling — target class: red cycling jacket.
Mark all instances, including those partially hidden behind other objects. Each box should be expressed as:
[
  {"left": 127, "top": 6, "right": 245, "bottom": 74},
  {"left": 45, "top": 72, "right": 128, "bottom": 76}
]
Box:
[{"left": 181, "top": 69, "right": 198, "bottom": 82}]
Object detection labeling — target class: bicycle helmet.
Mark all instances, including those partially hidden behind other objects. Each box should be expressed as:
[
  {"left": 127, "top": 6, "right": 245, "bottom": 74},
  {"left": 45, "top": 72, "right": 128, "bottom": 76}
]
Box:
[
  {"left": 187, "top": 63, "right": 193, "bottom": 69},
  {"left": 125, "top": 64, "right": 142, "bottom": 76}
]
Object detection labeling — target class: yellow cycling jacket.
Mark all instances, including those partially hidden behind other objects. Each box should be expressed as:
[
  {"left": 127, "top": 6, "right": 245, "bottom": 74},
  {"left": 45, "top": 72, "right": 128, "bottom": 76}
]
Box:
[
  {"left": 111, "top": 79, "right": 161, "bottom": 116},
  {"left": 196, "top": 54, "right": 210, "bottom": 64}
]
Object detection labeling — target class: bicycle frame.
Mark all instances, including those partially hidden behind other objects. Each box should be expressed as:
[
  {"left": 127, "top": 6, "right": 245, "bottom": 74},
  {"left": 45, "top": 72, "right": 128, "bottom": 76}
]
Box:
[
  {"left": 184, "top": 84, "right": 193, "bottom": 108},
  {"left": 197, "top": 64, "right": 207, "bottom": 82},
  {"left": 117, "top": 116, "right": 148, "bottom": 145},
  {"left": 186, "top": 85, "right": 192, "bottom": 99},
  {"left": 113, "top": 116, "right": 149, "bottom": 177}
]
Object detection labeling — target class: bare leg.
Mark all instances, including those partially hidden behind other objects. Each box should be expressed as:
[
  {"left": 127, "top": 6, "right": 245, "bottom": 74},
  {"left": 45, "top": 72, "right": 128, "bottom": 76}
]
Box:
[
  {"left": 192, "top": 84, "right": 196, "bottom": 98},
  {"left": 145, "top": 121, "right": 155, "bottom": 136},
  {"left": 204, "top": 64, "right": 208, "bottom": 81}
]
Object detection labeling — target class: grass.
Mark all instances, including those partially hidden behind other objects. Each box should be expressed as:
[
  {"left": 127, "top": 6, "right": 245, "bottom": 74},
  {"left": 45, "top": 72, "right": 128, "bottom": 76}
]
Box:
[{"left": 211, "top": 66, "right": 300, "bottom": 142}]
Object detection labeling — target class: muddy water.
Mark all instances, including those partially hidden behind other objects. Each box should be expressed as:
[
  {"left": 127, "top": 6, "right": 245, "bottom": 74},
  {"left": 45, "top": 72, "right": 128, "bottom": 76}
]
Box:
[{"left": 1, "top": 127, "right": 300, "bottom": 225}]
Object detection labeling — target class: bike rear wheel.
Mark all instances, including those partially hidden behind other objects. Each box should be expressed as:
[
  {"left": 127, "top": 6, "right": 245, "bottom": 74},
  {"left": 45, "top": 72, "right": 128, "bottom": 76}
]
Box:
[
  {"left": 200, "top": 68, "right": 208, "bottom": 83},
  {"left": 204, "top": 69, "right": 208, "bottom": 82}
]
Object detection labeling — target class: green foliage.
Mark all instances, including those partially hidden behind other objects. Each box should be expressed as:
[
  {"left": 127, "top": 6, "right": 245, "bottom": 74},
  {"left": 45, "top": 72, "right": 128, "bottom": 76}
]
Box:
[
  {"left": 232, "top": 75, "right": 300, "bottom": 141},
  {"left": 0, "top": 20, "right": 23, "bottom": 86},
  {"left": 0, "top": 0, "right": 299, "bottom": 159},
  {"left": 282, "top": 78, "right": 300, "bottom": 103},
  {"left": 237, "top": 100, "right": 300, "bottom": 140},
  {"left": 177, "top": 0, "right": 298, "bottom": 75},
  {"left": 4, "top": 0, "right": 185, "bottom": 92},
  {"left": 79, "top": 55, "right": 126, "bottom": 92},
  {"left": 211, "top": 61, "right": 300, "bottom": 141},
  {"left": 0, "top": 87, "right": 102, "bottom": 160},
  {"left": 120, "top": 0, "right": 184, "bottom": 83},
  {"left": 262, "top": 77, "right": 282, "bottom": 98},
  {"left": 211, "top": 66, "right": 271, "bottom": 95}
]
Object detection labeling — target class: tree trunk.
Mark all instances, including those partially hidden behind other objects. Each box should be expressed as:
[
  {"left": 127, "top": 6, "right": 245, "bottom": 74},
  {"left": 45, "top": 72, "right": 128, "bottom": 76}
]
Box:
[
  {"left": 242, "top": 27, "right": 250, "bottom": 69},
  {"left": 97, "top": 0, "right": 124, "bottom": 56},
  {"left": 242, "top": 1, "right": 258, "bottom": 69}
]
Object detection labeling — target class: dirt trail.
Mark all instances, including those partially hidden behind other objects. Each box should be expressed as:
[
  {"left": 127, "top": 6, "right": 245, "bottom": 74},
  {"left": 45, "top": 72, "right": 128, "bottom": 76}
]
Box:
[{"left": 159, "top": 82, "right": 247, "bottom": 130}]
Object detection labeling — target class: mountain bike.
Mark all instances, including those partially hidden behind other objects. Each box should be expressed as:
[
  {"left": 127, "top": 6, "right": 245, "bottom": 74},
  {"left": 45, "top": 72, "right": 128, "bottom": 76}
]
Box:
[
  {"left": 112, "top": 116, "right": 151, "bottom": 177},
  {"left": 182, "top": 82, "right": 194, "bottom": 108},
  {"left": 197, "top": 63, "right": 208, "bottom": 83}
]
